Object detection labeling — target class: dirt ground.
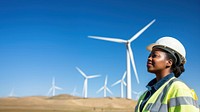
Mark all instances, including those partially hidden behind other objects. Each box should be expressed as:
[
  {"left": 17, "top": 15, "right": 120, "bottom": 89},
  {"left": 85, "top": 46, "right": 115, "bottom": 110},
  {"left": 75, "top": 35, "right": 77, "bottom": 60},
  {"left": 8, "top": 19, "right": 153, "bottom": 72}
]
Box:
[
  {"left": 0, "top": 108, "right": 134, "bottom": 112},
  {"left": 0, "top": 95, "right": 136, "bottom": 112}
]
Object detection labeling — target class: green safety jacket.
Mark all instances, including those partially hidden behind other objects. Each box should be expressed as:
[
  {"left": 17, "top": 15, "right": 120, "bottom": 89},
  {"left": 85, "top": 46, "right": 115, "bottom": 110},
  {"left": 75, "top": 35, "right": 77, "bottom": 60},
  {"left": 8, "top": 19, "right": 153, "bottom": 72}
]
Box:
[{"left": 135, "top": 77, "right": 199, "bottom": 112}]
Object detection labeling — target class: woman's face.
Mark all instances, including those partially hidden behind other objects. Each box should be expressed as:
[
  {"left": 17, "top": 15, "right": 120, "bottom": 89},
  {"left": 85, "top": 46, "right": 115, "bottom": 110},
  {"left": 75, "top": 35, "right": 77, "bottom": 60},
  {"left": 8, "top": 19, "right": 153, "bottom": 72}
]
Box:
[{"left": 147, "top": 48, "right": 170, "bottom": 73}]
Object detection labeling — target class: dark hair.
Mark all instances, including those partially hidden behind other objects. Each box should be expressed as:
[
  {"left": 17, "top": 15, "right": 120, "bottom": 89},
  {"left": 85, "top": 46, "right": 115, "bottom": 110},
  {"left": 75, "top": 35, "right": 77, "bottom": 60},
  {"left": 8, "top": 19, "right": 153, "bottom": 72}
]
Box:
[{"left": 165, "top": 52, "right": 185, "bottom": 78}]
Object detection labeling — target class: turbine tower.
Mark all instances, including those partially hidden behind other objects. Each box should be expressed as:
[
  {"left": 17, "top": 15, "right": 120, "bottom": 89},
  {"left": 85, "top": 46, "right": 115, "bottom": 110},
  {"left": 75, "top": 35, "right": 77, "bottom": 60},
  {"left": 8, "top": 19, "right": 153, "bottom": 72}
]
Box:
[
  {"left": 76, "top": 67, "right": 100, "bottom": 98},
  {"left": 47, "top": 77, "right": 63, "bottom": 96},
  {"left": 111, "top": 71, "right": 127, "bottom": 98},
  {"left": 97, "top": 76, "right": 112, "bottom": 97},
  {"left": 88, "top": 19, "right": 155, "bottom": 99}
]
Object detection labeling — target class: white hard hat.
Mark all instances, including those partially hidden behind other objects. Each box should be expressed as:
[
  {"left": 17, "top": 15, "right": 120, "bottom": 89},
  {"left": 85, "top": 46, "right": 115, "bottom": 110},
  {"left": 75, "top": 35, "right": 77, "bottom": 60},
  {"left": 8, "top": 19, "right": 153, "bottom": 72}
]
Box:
[{"left": 147, "top": 37, "right": 186, "bottom": 64}]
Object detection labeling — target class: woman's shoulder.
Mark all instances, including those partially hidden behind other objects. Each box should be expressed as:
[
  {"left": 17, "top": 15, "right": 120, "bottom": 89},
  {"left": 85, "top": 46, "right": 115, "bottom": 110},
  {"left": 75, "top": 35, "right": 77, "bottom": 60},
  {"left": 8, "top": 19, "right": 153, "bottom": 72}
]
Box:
[
  {"left": 169, "top": 78, "right": 196, "bottom": 96},
  {"left": 170, "top": 78, "right": 189, "bottom": 89}
]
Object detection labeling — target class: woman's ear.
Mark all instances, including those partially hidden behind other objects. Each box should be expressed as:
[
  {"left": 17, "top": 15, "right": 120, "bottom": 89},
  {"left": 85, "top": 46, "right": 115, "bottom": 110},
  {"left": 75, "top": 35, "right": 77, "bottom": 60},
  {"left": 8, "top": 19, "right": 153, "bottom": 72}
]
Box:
[{"left": 166, "top": 59, "right": 173, "bottom": 68}]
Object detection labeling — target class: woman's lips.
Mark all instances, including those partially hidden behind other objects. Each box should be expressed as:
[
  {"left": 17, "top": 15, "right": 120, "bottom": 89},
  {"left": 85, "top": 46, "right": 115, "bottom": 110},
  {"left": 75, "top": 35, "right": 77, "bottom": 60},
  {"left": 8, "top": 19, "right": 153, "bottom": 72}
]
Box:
[{"left": 147, "top": 62, "right": 152, "bottom": 67}]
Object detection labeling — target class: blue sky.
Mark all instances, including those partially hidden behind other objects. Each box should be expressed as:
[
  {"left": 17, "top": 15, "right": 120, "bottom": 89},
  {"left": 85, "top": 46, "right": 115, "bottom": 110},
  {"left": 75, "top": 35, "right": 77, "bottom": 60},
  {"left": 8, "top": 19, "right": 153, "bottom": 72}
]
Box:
[{"left": 0, "top": 0, "right": 199, "bottom": 101}]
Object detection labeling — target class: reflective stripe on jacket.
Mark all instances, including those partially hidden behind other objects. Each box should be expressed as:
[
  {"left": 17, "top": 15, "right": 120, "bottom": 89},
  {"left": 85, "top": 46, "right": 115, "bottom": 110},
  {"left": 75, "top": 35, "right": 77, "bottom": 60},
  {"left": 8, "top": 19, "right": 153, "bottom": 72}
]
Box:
[{"left": 135, "top": 77, "right": 199, "bottom": 112}]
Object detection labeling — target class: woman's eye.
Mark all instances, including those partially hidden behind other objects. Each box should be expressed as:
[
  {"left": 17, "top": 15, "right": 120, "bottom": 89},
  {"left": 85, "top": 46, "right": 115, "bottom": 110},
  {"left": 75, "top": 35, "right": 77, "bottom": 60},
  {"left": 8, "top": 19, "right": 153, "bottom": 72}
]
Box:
[
  {"left": 148, "top": 52, "right": 159, "bottom": 58},
  {"left": 148, "top": 54, "right": 151, "bottom": 58},
  {"left": 152, "top": 54, "right": 157, "bottom": 58}
]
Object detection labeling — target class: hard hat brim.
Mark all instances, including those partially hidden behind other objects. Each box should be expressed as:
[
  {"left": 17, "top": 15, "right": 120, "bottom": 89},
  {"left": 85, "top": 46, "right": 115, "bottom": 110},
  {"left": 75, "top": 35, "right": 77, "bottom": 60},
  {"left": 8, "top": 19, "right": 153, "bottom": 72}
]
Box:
[{"left": 146, "top": 43, "right": 186, "bottom": 64}]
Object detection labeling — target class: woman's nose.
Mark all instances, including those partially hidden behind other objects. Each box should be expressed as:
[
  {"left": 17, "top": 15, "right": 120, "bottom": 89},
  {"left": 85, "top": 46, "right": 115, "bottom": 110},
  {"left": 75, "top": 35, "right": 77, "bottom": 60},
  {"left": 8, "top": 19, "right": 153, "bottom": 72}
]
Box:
[{"left": 148, "top": 56, "right": 152, "bottom": 61}]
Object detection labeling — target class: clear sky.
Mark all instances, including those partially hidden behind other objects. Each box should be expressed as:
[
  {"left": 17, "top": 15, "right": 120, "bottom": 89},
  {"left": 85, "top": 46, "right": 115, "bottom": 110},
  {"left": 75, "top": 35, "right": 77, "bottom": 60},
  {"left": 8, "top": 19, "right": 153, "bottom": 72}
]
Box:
[{"left": 0, "top": 0, "right": 200, "bottom": 101}]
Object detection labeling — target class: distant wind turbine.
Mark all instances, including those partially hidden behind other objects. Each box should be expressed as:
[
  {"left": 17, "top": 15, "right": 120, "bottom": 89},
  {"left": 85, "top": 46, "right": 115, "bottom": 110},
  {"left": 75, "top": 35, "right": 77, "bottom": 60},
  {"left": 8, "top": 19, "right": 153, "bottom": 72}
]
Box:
[
  {"left": 76, "top": 67, "right": 100, "bottom": 98},
  {"left": 88, "top": 19, "right": 155, "bottom": 99},
  {"left": 71, "top": 87, "right": 79, "bottom": 96},
  {"left": 47, "top": 77, "right": 63, "bottom": 96},
  {"left": 97, "top": 76, "right": 112, "bottom": 97},
  {"left": 111, "top": 71, "right": 127, "bottom": 98},
  {"left": 9, "top": 88, "right": 15, "bottom": 97},
  {"left": 132, "top": 90, "right": 143, "bottom": 100}
]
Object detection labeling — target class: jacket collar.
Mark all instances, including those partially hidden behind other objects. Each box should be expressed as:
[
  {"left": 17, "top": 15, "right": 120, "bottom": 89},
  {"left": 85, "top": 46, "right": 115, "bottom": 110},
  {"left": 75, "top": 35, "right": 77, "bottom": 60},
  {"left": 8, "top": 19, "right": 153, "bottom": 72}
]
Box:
[{"left": 146, "top": 73, "right": 174, "bottom": 91}]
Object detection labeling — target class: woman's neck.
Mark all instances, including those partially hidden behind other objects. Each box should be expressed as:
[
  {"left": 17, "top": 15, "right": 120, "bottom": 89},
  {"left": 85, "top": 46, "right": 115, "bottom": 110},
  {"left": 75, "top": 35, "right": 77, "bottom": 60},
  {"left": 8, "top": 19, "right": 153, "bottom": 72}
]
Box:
[{"left": 155, "top": 70, "right": 171, "bottom": 81}]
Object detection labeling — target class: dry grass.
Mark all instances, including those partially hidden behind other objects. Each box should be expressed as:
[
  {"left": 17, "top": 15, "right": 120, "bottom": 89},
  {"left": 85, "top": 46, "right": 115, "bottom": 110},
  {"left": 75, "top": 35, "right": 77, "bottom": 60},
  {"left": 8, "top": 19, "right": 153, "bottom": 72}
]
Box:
[{"left": 0, "top": 94, "right": 137, "bottom": 112}]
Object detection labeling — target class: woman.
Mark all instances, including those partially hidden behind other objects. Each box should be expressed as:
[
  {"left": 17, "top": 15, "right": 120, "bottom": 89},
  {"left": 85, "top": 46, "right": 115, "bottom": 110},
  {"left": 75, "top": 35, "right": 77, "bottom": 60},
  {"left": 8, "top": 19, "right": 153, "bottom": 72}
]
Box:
[{"left": 135, "top": 37, "right": 199, "bottom": 112}]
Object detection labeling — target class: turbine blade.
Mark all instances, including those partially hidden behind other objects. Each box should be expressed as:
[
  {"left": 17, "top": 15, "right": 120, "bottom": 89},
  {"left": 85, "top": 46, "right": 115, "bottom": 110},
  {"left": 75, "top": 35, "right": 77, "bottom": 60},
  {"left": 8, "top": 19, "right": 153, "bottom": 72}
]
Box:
[
  {"left": 106, "top": 88, "right": 113, "bottom": 95},
  {"left": 132, "top": 90, "right": 138, "bottom": 94},
  {"left": 87, "top": 75, "right": 100, "bottom": 79},
  {"left": 52, "top": 77, "right": 55, "bottom": 86},
  {"left": 123, "top": 81, "right": 127, "bottom": 86},
  {"left": 127, "top": 45, "right": 140, "bottom": 83},
  {"left": 88, "top": 36, "right": 127, "bottom": 43},
  {"left": 122, "top": 71, "right": 127, "bottom": 80},
  {"left": 97, "top": 87, "right": 104, "bottom": 93},
  {"left": 47, "top": 88, "right": 53, "bottom": 95},
  {"left": 9, "top": 88, "right": 14, "bottom": 97},
  {"left": 111, "top": 80, "right": 121, "bottom": 87},
  {"left": 105, "top": 76, "right": 108, "bottom": 85},
  {"left": 129, "top": 19, "right": 156, "bottom": 42},
  {"left": 76, "top": 67, "right": 87, "bottom": 78},
  {"left": 138, "top": 91, "right": 143, "bottom": 94},
  {"left": 55, "top": 86, "right": 63, "bottom": 90}
]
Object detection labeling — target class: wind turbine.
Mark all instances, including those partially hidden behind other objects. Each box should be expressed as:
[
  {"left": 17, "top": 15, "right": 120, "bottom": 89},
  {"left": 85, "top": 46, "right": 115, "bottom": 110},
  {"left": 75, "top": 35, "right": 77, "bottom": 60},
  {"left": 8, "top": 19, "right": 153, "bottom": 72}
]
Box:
[
  {"left": 71, "top": 87, "right": 79, "bottom": 96},
  {"left": 97, "top": 76, "right": 112, "bottom": 97},
  {"left": 47, "top": 77, "right": 63, "bottom": 96},
  {"left": 132, "top": 90, "right": 143, "bottom": 100},
  {"left": 88, "top": 19, "right": 155, "bottom": 99},
  {"left": 76, "top": 67, "right": 100, "bottom": 98},
  {"left": 111, "top": 71, "right": 127, "bottom": 98},
  {"left": 9, "top": 88, "right": 15, "bottom": 97}
]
